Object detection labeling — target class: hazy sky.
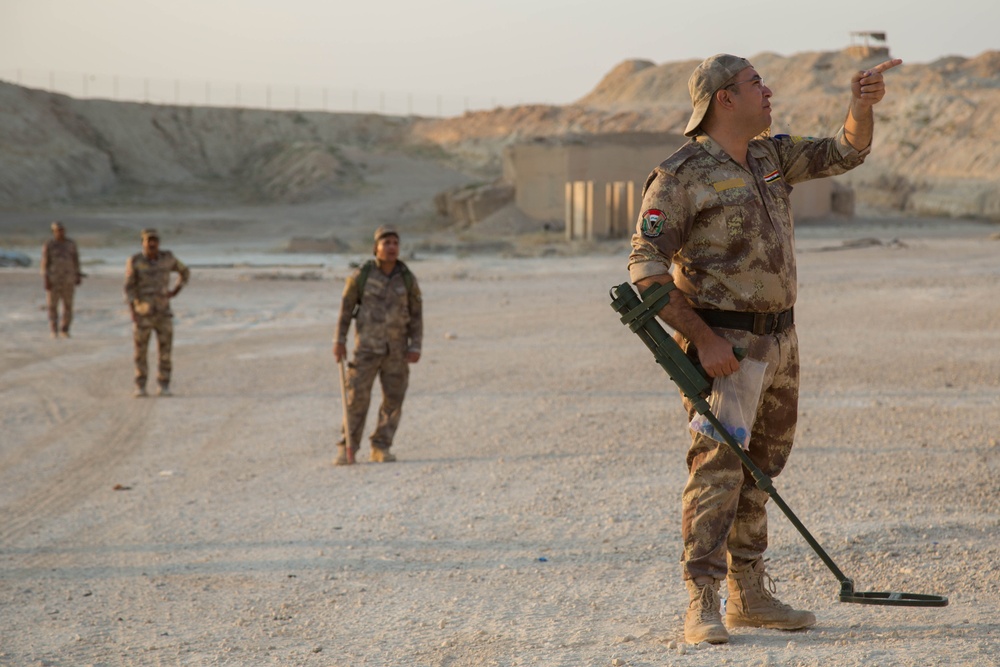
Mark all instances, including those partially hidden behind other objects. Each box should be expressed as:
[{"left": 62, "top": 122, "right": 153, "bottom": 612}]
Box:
[{"left": 1, "top": 0, "right": 994, "bottom": 114}]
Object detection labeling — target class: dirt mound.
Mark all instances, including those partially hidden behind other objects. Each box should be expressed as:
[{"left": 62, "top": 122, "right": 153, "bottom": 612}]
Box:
[{"left": 240, "top": 141, "right": 362, "bottom": 202}]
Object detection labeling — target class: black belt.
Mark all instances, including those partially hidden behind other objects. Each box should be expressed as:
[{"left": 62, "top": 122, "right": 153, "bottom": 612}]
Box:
[{"left": 695, "top": 307, "right": 794, "bottom": 335}]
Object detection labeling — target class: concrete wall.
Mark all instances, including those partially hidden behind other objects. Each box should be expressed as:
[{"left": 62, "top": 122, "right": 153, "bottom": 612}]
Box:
[
  {"left": 503, "top": 133, "right": 687, "bottom": 232},
  {"left": 502, "top": 142, "right": 567, "bottom": 224},
  {"left": 504, "top": 134, "right": 854, "bottom": 241},
  {"left": 790, "top": 179, "right": 834, "bottom": 220}
]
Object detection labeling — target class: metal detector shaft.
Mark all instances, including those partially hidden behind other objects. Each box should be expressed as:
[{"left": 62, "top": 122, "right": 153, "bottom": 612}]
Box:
[
  {"left": 610, "top": 281, "right": 949, "bottom": 607},
  {"left": 696, "top": 408, "right": 851, "bottom": 583}
]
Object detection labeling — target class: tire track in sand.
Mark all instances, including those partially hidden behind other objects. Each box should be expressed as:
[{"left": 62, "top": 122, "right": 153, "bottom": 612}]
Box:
[{"left": 0, "top": 400, "right": 153, "bottom": 545}]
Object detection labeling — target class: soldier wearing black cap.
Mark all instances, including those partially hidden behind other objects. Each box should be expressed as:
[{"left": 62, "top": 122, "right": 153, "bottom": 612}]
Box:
[
  {"left": 40, "top": 221, "right": 82, "bottom": 338},
  {"left": 628, "top": 53, "right": 901, "bottom": 644},
  {"left": 124, "top": 229, "right": 190, "bottom": 397},
  {"left": 332, "top": 225, "right": 422, "bottom": 464}
]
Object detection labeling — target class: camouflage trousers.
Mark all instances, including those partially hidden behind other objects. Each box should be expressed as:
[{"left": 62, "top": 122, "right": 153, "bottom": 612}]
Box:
[
  {"left": 46, "top": 284, "right": 75, "bottom": 333},
  {"left": 133, "top": 314, "right": 174, "bottom": 388},
  {"left": 338, "top": 348, "right": 410, "bottom": 451},
  {"left": 679, "top": 327, "right": 800, "bottom": 581}
]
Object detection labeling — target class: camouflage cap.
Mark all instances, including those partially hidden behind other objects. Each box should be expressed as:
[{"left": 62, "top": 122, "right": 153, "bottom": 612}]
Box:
[
  {"left": 141, "top": 228, "right": 160, "bottom": 240},
  {"left": 373, "top": 225, "right": 399, "bottom": 242},
  {"left": 684, "top": 54, "right": 753, "bottom": 137}
]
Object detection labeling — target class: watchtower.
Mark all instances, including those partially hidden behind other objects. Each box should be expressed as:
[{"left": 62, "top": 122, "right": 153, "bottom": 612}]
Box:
[{"left": 847, "top": 31, "right": 890, "bottom": 59}]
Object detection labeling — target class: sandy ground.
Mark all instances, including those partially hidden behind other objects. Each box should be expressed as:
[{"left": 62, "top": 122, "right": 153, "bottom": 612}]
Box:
[{"left": 1, "top": 217, "right": 999, "bottom": 667}]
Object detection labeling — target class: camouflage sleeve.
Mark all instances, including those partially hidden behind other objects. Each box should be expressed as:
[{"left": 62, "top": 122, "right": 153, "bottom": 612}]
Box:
[
  {"left": 72, "top": 241, "right": 81, "bottom": 278},
  {"left": 771, "top": 128, "right": 869, "bottom": 185},
  {"left": 174, "top": 257, "right": 191, "bottom": 285},
  {"left": 40, "top": 242, "right": 49, "bottom": 277},
  {"left": 335, "top": 273, "right": 360, "bottom": 345},
  {"left": 124, "top": 256, "right": 137, "bottom": 303},
  {"left": 627, "top": 169, "right": 694, "bottom": 284},
  {"left": 406, "top": 275, "right": 423, "bottom": 354}
]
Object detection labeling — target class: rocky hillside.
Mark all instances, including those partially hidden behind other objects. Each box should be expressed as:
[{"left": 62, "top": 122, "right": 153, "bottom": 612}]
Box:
[
  {"left": 3, "top": 47, "right": 1000, "bottom": 220},
  {"left": 0, "top": 81, "right": 413, "bottom": 207},
  {"left": 411, "top": 49, "right": 1000, "bottom": 220}
]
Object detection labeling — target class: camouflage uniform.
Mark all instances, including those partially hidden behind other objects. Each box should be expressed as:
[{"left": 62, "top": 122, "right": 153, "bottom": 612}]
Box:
[
  {"left": 124, "top": 241, "right": 190, "bottom": 391},
  {"left": 628, "top": 130, "right": 869, "bottom": 581},
  {"left": 335, "top": 258, "right": 422, "bottom": 453},
  {"left": 41, "top": 234, "right": 81, "bottom": 336}
]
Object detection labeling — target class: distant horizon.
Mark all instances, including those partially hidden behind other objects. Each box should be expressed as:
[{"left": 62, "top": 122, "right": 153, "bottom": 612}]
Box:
[
  {"left": 3, "top": 42, "right": 991, "bottom": 120},
  {"left": 2, "top": 0, "right": 994, "bottom": 115}
]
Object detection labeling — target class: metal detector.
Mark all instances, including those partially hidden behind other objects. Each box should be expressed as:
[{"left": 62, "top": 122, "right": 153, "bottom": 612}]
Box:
[{"left": 610, "top": 281, "right": 948, "bottom": 607}]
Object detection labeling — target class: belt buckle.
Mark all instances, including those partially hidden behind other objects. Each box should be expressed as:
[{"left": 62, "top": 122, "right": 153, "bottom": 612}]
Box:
[{"left": 752, "top": 313, "right": 768, "bottom": 336}]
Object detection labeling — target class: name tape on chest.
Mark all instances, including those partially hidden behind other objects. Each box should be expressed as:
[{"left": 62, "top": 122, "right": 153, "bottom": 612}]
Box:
[{"left": 712, "top": 178, "right": 746, "bottom": 192}]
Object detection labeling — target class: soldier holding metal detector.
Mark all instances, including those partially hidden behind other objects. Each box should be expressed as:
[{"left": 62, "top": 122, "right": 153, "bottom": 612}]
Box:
[
  {"left": 627, "top": 53, "right": 902, "bottom": 644},
  {"left": 333, "top": 225, "right": 422, "bottom": 465}
]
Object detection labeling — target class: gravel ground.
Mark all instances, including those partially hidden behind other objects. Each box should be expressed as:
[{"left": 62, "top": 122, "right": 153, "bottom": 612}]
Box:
[{"left": 1, "top": 218, "right": 998, "bottom": 666}]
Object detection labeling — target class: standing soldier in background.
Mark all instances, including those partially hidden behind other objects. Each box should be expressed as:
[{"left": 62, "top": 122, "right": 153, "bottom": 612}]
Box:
[
  {"left": 333, "top": 225, "right": 422, "bottom": 464},
  {"left": 41, "top": 221, "right": 82, "bottom": 338},
  {"left": 124, "top": 229, "right": 190, "bottom": 398}
]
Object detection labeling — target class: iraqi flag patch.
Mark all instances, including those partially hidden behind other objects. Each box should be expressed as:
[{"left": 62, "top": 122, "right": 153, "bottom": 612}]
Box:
[
  {"left": 641, "top": 209, "right": 666, "bottom": 237},
  {"left": 763, "top": 169, "right": 782, "bottom": 184}
]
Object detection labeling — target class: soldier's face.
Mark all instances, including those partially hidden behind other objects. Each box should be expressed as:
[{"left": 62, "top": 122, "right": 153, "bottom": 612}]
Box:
[
  {"left": 727, "top": 67, "right": 772, "bottom": 135},
  {"left": 143, "top": 237, "right": 160, "bottom": 257},
  {"left": 375, "top": 235, "right": 399, "bottom": 262},
  {"left": 52, "top": 226, "right": 65, "bottom": 241}
]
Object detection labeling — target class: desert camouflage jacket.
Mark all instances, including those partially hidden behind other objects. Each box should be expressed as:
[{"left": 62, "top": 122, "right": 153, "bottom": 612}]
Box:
[
  {"left": 336, "top": 259, "right": 422, "bottom": 355},
  {"left": 628, "top": 128, "right": 868, "bottom": 312},
  {"left": 124, "top": 250, "right": 190, "bottom": 317},
  {"left": 41, "top": 238, "right": 81, "bottom": 286}
]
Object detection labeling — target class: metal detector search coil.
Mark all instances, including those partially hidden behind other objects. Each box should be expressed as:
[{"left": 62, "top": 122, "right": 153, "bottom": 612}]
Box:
[{"left": 610, "top": 281, "right": 948, "bottom": 608}]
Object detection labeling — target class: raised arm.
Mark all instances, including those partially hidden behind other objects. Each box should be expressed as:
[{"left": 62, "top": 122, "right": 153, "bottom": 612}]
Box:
[{"left": 844, "top": 58, "right": 902, "bottom": 151}]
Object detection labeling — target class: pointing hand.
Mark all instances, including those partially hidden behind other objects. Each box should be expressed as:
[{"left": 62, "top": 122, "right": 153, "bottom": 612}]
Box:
[{"left": 851, "top": 58, "right": 902, "bottom": 107}]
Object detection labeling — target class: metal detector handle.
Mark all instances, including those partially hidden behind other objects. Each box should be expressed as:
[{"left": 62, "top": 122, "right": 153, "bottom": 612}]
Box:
[
  {"left": 611, "top": 282, "right": 711, "bottom": 403},
  {"left": 692, "top": 346, "right": 748, "bottom": 385}
]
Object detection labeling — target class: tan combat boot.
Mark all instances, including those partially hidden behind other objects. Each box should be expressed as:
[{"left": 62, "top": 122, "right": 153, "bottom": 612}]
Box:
[
  {"left": 333, "top": 445, "right": 358, "bottom": 466},
  {"left": 726, "top": 558, "right": 816, "bottom": 630},
  {"left": 370, "top": 447, "right": 396, "bottom": 463},
  {"left": 684, "top": 578, "right": 729, "bottom": 644}
]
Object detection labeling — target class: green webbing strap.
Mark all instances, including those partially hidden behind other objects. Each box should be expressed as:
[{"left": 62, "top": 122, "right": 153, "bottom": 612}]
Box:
[{"left": 618, "top": 281, "right": 675, "bottom": 333}]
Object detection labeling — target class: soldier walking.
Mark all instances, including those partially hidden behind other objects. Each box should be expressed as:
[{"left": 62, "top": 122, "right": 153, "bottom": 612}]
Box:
[
  {"left": 124, "top": 229, "right": 190, "bottom": 397},
  {"left": 333, "top": 225, "right": 422, "bottom": 464},
  {"left": 41, "top": 221, "right": 82, "bottom": 338}
]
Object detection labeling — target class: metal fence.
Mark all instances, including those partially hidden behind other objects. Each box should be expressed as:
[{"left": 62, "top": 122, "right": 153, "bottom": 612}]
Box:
[{"left": 0, "top": 68, "right": 513, "bottom": 118}]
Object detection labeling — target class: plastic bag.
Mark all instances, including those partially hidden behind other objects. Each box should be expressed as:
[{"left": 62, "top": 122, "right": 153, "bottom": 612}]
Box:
[{"left": 689, "top": 358, "right": 768, "bottom": 450}]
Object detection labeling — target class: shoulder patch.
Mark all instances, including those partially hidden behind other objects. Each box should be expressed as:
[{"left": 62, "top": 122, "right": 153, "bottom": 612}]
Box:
[
  {"left": 763, "top": 169, "right": 781, "bottom": 183},
  {"left": 640, "top": 209, "right": 667, "bottom": 238}
]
